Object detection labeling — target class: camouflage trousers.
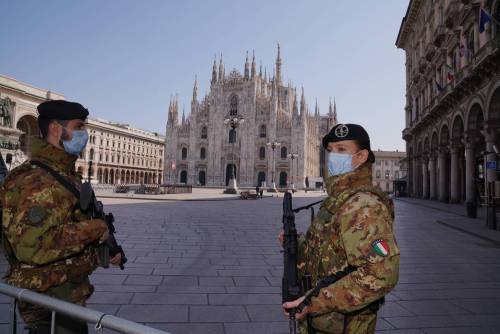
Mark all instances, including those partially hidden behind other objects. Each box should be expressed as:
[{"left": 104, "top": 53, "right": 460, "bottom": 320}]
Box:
[
  {"left": 299, "top": 310, "right": 377, "bottom": 334},
  {"left": 19, "top": 278, "right": 93, "bottom": 333}
]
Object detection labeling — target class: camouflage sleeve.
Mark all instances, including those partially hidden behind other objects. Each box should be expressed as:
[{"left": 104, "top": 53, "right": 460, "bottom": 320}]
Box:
[
  {"left": 308, "top": 193, "right": 400, "bottom": 315},
  {"left": 6, "top": 188, "right": 107, "bottom": 266}
]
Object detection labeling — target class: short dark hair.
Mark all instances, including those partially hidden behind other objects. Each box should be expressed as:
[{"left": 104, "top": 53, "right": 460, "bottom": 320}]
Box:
[{"left": 38, "top": 119, "right": 68, "bottom": 139}]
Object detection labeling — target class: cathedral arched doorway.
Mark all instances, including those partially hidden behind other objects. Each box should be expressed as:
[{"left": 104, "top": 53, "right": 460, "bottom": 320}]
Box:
[
  {"left": 198, "top": 171, "right": 206, "bottom": 186},
  {"left": 180, "top": 170, "right": 188, "bottom": 184},
  {"left": 257, "top": 171, "right": 266, "bottom": 187},
  {"left": 279, "top": 171, "right": 287, "bottom": 187},
  {"left": 226, "top": 164, "right": 236, "bottom": 186}
]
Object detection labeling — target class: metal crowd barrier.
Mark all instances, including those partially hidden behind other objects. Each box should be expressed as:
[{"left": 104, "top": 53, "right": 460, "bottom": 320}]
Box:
[{"left": 0, "top": 282, "right": 171, "bottom": 334}]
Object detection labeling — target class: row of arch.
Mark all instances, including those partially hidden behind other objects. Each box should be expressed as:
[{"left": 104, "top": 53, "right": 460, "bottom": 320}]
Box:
[
  {"left": 77, "top": 166, "right": 163, "bottom": 185},
  {"left": 408, "top": 85, "right": 500, "bottom": 204}
]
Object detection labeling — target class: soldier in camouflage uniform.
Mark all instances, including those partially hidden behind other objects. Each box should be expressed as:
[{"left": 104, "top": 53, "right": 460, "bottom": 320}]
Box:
[
  {"left": 1, "top": 100, "right": 120, "bottom": 334},
  {"left": 282, "top": 123, "right": 400, "bottom": 334}
]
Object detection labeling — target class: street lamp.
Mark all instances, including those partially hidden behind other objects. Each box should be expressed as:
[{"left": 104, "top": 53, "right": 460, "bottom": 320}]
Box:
[
  {"left": 224, "top": 115, "right": 244, "bottom": 194},
  {"left": 287, "top": 153, "right": 299, "bottom": 192},
  {"left": 266, "top": 141, "right": 281, "bottom": 192}
]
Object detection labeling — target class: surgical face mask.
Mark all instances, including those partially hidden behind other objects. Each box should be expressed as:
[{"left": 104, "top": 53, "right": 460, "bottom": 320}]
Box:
[
  {"left": 59, "top": 125, "right": 88, "bottom": 155},
  {"left": 327, "top": 151, "right": 362, "bottom": 176}
]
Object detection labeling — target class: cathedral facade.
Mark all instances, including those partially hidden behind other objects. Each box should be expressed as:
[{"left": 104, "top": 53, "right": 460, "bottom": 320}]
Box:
[{"left": 164, "top": 45, "right": 338, "bottom": 189}]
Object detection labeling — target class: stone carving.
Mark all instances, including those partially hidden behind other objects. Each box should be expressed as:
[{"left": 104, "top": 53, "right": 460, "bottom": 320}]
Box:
[{"left": 0, "top": 97, "right": 14, "bottom": 127}]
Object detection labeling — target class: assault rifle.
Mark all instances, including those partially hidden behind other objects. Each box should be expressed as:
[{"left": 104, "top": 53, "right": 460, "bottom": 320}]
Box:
[
  {"left": 80, "top": 161, "right": 127, "bottom": 270},
  {"left": 282, "top": 191, "right": 313, "bottom": 334}
]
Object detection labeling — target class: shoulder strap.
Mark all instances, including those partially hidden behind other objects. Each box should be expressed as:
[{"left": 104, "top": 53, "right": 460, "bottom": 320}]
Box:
[{"left": 29, "top": 160, "right": 80, "bottom": 200}]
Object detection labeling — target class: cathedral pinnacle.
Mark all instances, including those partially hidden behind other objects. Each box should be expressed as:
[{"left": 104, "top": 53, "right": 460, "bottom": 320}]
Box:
[
  {"left": 275, "top": 42, "right": 282, "bottom": 84},
  {"left": 244, "top": 50, "right": 250, "bottom": 80},
  {"left": 211, "top": 55, "right": 217, "bottom": 85},
  {"left": 251, "top": 50, "right": 256, "bottom": 80},
  {"left": 192, "top": 75, "right": 198, "bottom": 103}
]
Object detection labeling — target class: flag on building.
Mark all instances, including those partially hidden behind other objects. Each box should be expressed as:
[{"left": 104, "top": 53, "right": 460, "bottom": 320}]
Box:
[{"left": 479, "top": 7, "right": 492, "bottom": 33}]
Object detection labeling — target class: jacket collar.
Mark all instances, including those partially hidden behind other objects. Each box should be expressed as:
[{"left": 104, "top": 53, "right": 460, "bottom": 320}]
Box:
[
  {"left": 325, "top": 163, "right": 373, "bottom": 196},
  {"left": 30, "top": 137, "right": 78, "bottom": 175}
]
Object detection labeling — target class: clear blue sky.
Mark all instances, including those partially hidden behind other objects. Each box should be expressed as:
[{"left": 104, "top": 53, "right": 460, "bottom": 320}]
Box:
[{"left": 1, "top": 1, "right": 408, "bottom": 151}]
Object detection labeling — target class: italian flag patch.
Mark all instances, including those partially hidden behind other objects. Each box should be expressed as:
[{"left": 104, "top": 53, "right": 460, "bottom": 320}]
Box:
[{"left": 371, "top": 239, "right": 389, "bottom": 257}]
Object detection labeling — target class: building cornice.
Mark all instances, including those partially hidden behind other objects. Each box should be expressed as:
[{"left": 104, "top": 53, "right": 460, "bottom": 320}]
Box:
[{"left": 396, "top": 0, "right": 423, "bottom": 49}]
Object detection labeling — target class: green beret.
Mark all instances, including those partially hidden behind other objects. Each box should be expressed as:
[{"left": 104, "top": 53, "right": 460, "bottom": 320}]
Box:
[{"left": 37, "top": 100, "right": 89, "bottom": 121}]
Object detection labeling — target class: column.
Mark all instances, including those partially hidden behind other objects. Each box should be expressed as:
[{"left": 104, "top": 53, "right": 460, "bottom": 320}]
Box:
[
  {"left": 422, "top": 156, "right": 429, "bottom": 199},
  {"left": 438, "top": 149, "right": 447, "bottom": 202},
  {"left": 450, "top": 145, "right": 461, "bottom": 203},
  {"left": 412, "top": 157, "right": 418, "bottom": 197},
  {"left": 485, "top": 129, "right": 498, "bottom": 183},
  {"left": 465, "top": 139, "right": 476, "bottom": 204},
  {"left": 429, "top": 154, "right": 437, "bottom": 200}
]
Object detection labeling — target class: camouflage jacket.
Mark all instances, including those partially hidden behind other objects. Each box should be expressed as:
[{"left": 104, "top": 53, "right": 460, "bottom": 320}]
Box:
[
  {"left": 1, "top": 137, "right": 107, "bottom": 292},
  {"left": 297, "top": 164, "right": 400, "bottom": 332}
]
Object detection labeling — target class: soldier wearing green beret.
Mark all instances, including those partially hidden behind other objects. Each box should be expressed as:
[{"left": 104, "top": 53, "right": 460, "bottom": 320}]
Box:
[
  {"left": 1, "top": 100, "right": 121, "bottom": 334},
  {"left": 281, "top": 123, "right": 400, "bottom": 334}
]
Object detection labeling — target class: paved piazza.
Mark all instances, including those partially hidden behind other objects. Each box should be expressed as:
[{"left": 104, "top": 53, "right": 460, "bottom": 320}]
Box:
[{"left": 2, "top": 195, "right": 500, "bottom": 334}]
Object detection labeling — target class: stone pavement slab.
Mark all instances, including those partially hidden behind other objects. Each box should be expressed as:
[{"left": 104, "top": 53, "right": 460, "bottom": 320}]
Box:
[{"left": 2, "top": 196, "right": 500, "bottom": 333}]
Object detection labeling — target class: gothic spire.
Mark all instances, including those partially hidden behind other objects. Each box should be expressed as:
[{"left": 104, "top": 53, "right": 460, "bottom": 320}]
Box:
[
  {"left": 251, "top": 50, "right": 256, "bottom": 80},
  {"left": 211, "top": 54, "right": 217, "bottom": 85},
  {"left": 172, "top": 94, "right": 179, "bottom": 125},
  {"left": 293, "top": 89, "right": 299, "bottom": 117},
  {"left": 192, "top": 75, "right": 198, "bottom": 103},
  {"left": 167, "top": 97, "right": 172, "bottom": 125},
  {"left": 315, "top": 98, "right": 319, "bottom": 117},
  {"left": 275, "top": 42, "right": 282, "bottom": 85},
  {"left": 300, "top": 87, "right": 306, "bottom": 118},
  {"left": 333, "top": 97, "right": 338, "bottom": 123},
  {"left": 244, "top": 50, "right": 250, "bottom": 80},
  {"left": 219, "top": 53, "right": 225, "bottom": 82},
  {"left": 329, "top": 97, "right": 333, "bottom": 117},
  {"left": 259, "top": 61, "right": 263, "bottom": 78}
]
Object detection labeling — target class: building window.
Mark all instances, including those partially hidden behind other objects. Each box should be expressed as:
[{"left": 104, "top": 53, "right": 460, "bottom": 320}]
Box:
[
  {"left": 229, "top": 95, "right": 238, "bottom": 116},
  {"left": 229, "top": 129, "right": 236, "bottom": 143},
  {"left": 200, "top": 147, "right": 206, "bottom": 160},
  {"left": 259, "top": 125, "right": 267, "bottom": 138},
  {"left": 395, "top": 171, "right": 399, "bottom": 179},
  {"left": 90, "top": 148, "right": 94, "bottom": 161},
  {"left": 385, "top": 161, "right": 389, "bottom": 166},
  {"left": 259, "top": 147, "right": 266, "bottom": 160},
  {"left": 181, "top": 147, "right": 187, "bottom": 160},
  {"left": 280, "top": 146, "right": 287, "bottom": 159},
  {"left": 376, "top": 170, "right": 381, "bottom": 179},
  {"left": 376, "top": 161, "right": 381, "bottom": 166},
  {"left": 385, "top": 170, "right": 390, "bottom": 179},
  {"left": 201, "top": 126, "right": 208, "bottom": 139}
]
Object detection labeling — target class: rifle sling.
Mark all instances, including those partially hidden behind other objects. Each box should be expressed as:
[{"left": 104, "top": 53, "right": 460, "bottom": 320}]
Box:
[{"left": 30, "top": 160, "right": 81, "bottom": 200}]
